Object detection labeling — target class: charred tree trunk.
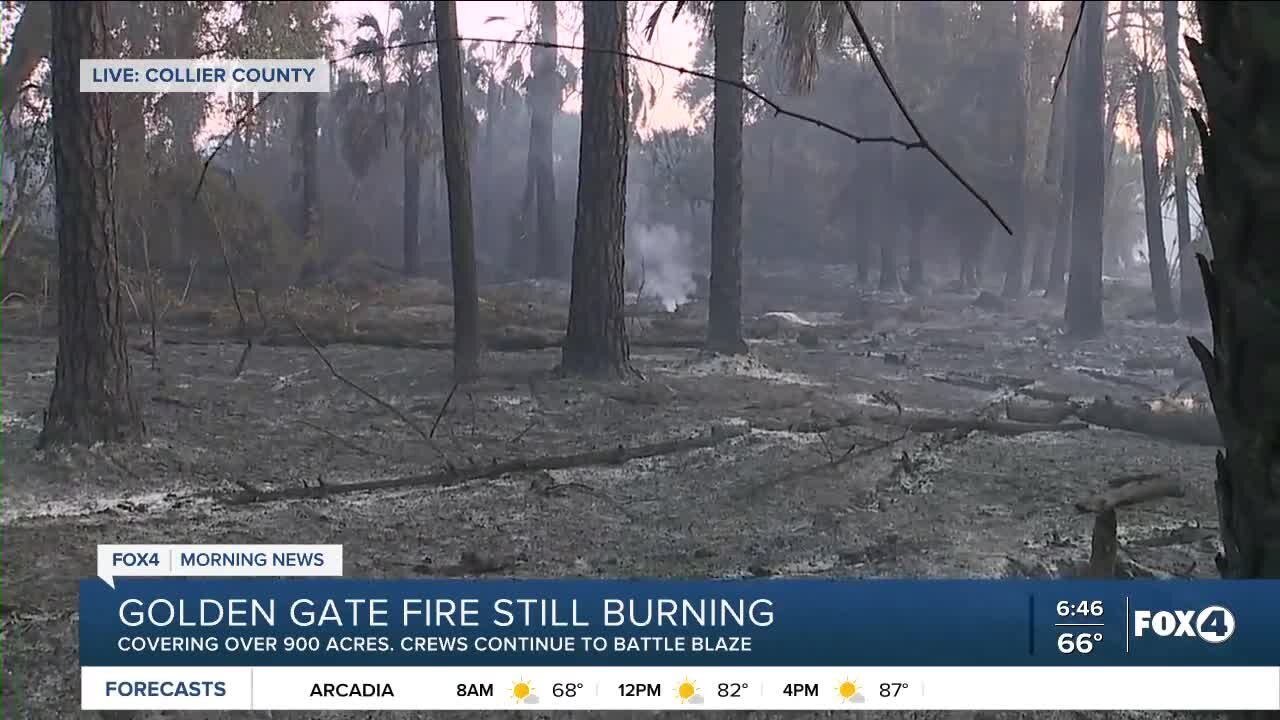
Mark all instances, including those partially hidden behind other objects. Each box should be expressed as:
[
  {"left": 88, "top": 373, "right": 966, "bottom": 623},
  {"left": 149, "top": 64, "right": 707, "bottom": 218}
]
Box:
[
  {"left": 1135, "top": 67, "right": 1175, "bottom": 322},
  {"left": 1186, "top": 1, "right": 1280, "bottom": 580},
  {"left": 39, "top": 1, "right": 144, "bottom": 448},
  {"left": 1, "top": 1, "right": 52, "bottom": 120},
  {"left": 706, "top": 0, "right": 748, "bottom": 355},
  {"left": 1063, "top": 0, "right": 1105, "bottom": 337},
  {"left": 1163, "top": 0, "right": 1203, "bottom": 321},
  {"left": 878, "top": 0, "right": 901, "bottom": 293},
  {"left": 402, "top": 78, "right": 423, "bottom": 276},
  {"left": 562, "top": 0, "right": 631, "bottom": 378},
  {"left": 1046, "top": 3, "right": 1080, "bottom": 298},
  {"left": 434, "top": 0, "right": 481, "bottom": 380},
  {"left": 531, "top": 0, "right": 560, "bottom": 279},
  {"left": 300, "top": 92, "right": 320, "bottom": 272},
  {"left": 1001, "top": 0, "right": 1031, "bottom": 298}
]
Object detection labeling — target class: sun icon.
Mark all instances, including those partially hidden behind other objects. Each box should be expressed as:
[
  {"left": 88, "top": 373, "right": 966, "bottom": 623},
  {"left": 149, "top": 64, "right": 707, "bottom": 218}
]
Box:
[
  {"left": 676, "top": 678, "right": 699, "bottom": 703},
  {"left": 511, "top": 679, "right": 535, "bottom": 703},
  {"left": 837, "top": 678, "right": 859, "bottom": 702}
]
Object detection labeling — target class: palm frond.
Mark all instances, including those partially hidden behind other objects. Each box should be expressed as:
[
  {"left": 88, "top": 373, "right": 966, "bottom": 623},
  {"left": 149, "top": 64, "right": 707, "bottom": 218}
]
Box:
[{"left": 775, "top": 1, "right": 823, "bottom": 93}]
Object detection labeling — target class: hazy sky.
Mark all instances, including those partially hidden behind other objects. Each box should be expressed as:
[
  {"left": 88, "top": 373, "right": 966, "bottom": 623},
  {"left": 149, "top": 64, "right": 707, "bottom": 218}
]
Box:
[{"left": 331, "top": 1, "right": 702, "bottom": 130}]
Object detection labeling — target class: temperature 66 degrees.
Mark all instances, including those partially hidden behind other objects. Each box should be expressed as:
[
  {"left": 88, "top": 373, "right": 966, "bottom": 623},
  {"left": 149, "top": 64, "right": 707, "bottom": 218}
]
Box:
[{"left": 1058, "top": 632, "right": 1102, "bottom": 654}]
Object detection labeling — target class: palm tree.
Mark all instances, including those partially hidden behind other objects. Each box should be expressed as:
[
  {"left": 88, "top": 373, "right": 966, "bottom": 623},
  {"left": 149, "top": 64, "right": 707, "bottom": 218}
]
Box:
[
  {"left": 1185, "top": 1, "right": 1280, "bottom": 579},
  {"left": 562, "top": 0, "right": 631, "bottom": 378},
  {"left": 1162, "top": 0, "right": 1201, "bottom": 321},
  {"left": 706, "top": 0, "right": 749, "bottom": 355},
  {"left": 1134, "top": 61, "right": 1175, "bottom": 321},
  {"left": 530, "top": 0, "right": 561, "bottom": 279},
  {"left": 1000, "top": 0, "right": 1030, "bottom": 299},
  {"left": 348, "top": 2, "right": 438, "bottom": 276},
  {"left": 1063, "top": 0, "right": 1106, "bottom": 338},
  {"left": 434, "top": 0, "right": 481, "bottom": 380},
  {"left": 40, "top": 1, "right": 144, "bottom": 447}
]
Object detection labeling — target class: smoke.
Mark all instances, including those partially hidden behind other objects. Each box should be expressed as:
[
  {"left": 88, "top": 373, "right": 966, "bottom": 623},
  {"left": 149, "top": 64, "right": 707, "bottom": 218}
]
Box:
[{"left": 627, "top": 223, "right": 696, "bottom": 312}]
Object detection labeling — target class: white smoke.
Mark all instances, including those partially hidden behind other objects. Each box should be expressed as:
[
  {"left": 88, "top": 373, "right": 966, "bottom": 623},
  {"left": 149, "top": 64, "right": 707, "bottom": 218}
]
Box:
[{"left": 627, "top": 223, "right": 696, "bottom": 312}]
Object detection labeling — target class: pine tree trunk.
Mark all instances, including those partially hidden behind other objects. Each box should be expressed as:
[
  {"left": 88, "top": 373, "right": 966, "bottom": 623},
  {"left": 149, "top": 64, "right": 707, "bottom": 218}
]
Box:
[
  {"left": 434, "top": 0, "right": 481, "bottom": 380},
  {"left": 300, "top": 92, "right": 320, "bottom": 268},
  {"left": 1001, "top": 0, "right": 1031, "bottom": 298},
  {"left": 878, "top": 0, "right": 901, "bottom": 293},
  {"left": 1163, "top": 0, "right": 1203, "bottom": 322},
  {"left": 562, "top": 0, "right": 630, "bottom": 379},
  {"left": 1063, "top": 0, "right": 1105, "bottom": 337},
  {"left": 39, "top": 0, "right": 144, "bottom": 448},
  {"left": 1135, "top": 67, "right": 1176, "bottom": 322},
  {"left": 402, "top": 79, "right": 423, "bottom": 276},
  {"left": 706, "top": 0, "right": 748, "bottom": 355},
  {"left": 532, "top": 0, "right": 560, "bottom": 279},
  {"left": 1186, "top": 1, "right": 1280, "bottom": 580},
  {"left": 1046, "top": 2, "right": 1079, "bottom": 298}
]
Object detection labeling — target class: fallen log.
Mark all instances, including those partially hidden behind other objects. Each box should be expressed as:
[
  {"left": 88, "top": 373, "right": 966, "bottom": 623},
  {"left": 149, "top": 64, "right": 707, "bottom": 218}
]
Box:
[
  {"left": 1075, "top": 475, "right": 1185, "bottom": 513},
  {"left": 1005, "top": 398, "right": 1077, "bottom": 425},
  {"left": 750, "top": 410, "right": 1087, "bottom": 436},
  {"left": 1078, "top": 397, "right": 1222, "bottom": 446},
  {"left": 123, "top": 329, "right": 708, "bottom": 353},
  {"left": 224, "top": 424, "right": 751, "bottom": 505}
]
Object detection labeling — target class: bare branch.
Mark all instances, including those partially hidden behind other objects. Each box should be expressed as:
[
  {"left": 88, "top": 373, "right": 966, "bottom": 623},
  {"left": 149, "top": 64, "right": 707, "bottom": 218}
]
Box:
[
  {"left": 839, "top": 0, "right": 1011, "bottom": 235},
  {"left": 1051, "top": 1, "right": 1087, "bottom": 105}
]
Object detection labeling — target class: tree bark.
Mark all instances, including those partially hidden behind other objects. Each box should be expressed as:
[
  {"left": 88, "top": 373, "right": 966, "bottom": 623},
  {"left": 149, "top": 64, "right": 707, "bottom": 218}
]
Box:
[
  {"left": 1134, "top": 67, "right": 1175, "bottom": 322},
  {"left": 39, "top": 1, "right": 144, "bottom": 448},
  {"left": 706, "top": 0, "right": 748, "bottom": 355},
  {"left": 1063, "top": 0, "right": 1105, "bottom": 338},
  {"left": 1, "top": 1, "right": 52, "bottom": 120},
  {"left": 402, "top": 77, "right": 423, "bottom": 276},
  {"left": 1162, "top": 0, "right": 1203, "bottom": 322},
  {"left": 562, "top": 0, "right": 631, "bottom": 378},
  {"left": 1001, "top": 0, "right": 1031, "bottom": 298},
  {"left": 1046, "top": 2, "right": 1080, "bottom": 299},
  {"left": 1186, "top": 1, "right": 1280, "bottom": 580},
  {"left": 531, "top": 0, "right": 561, "bottom": 279},
  {"left": 434, "top": 0, "right": 481, "bottom": 380}
]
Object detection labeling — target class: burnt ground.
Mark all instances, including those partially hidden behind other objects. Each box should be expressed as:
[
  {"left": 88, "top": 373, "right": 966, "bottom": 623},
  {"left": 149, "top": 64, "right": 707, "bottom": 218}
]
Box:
[{"left": 0, "top": 261, "right": 1227, "bottom": 720}]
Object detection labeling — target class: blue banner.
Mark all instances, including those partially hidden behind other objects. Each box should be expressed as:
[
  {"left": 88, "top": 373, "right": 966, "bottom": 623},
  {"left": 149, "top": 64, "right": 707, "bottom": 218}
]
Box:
[{"left": 80, "top": 578, "right": 1280, "bottom": 666}]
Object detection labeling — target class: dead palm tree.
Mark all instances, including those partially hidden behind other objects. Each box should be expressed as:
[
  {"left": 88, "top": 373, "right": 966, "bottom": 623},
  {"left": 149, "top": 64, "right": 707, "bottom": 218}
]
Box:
[{"left": 1185, "top": 1, "right": 1280, "bottom": 579}]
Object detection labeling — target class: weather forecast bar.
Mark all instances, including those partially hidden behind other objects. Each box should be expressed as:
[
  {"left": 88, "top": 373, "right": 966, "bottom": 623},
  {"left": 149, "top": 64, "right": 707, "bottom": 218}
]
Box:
[{"left": 82, "top": 665, "right": 1280, "bottom": 711}]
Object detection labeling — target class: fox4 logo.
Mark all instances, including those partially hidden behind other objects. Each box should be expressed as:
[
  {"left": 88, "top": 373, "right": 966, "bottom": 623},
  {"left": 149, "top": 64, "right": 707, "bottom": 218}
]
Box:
[{"left": 1133, "top": 606, "right": 1236, "bottom": 644}]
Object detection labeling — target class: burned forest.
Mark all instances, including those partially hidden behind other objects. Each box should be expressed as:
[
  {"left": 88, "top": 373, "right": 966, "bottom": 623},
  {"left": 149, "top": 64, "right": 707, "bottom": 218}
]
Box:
[{"left": 3, "top": 0, "right": 1279, "bottom": 716}]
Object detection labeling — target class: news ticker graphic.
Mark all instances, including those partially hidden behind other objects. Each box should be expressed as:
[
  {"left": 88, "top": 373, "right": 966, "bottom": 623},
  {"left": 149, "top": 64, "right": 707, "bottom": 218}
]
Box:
[
  {"left": 80, "top": 59, "right": 330, "bottom": 93},
  {"left": 81, "top": 666, "right": 1280, "bottom": 712},
  {"left": 82, "top": 544, "right": 1280, "bottom": 710}
]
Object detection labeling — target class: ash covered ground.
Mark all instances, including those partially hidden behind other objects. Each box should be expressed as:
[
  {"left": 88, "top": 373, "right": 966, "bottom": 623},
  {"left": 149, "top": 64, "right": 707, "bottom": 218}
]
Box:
[{"left": 1, "top": 262, "right": 1224, "bottom": 719}]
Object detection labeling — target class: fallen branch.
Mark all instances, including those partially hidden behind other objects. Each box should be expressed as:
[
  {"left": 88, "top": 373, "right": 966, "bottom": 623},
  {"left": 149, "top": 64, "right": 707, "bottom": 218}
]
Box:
[
  {"left": 1075, "top": 476, "right": 1185, "bottom": 513},
  {"left": 1078, "top": 397, "right": 1221, "bottom": 446},
  {"left": 223, "top": 424, "right": 751, "bottom": 505},
  {"left": 1076, "top": 367, "right": 1163, "bottom": 393},
  {"left": 288, "top": 316, "right": 445, "bottom": 461}
]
